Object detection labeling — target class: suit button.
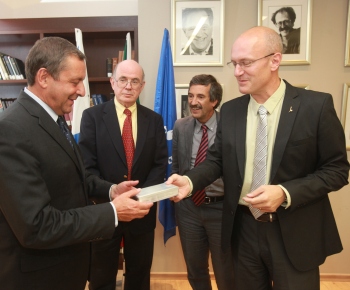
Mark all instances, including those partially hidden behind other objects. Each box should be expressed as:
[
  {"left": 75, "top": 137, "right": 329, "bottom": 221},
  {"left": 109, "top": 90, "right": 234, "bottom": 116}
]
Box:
[{"left": 123, "top": 175, "right": 127, "bottom": 179}]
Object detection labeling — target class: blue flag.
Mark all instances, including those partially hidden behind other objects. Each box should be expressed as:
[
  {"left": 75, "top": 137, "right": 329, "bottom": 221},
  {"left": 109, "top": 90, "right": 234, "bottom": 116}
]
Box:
[{"left": 154, "top": 28, "right": 177, "bottom": 244}]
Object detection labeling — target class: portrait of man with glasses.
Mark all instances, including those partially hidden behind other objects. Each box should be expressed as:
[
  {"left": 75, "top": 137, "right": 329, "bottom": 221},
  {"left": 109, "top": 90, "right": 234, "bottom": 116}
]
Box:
[
  {"left": 271, "top": 6, "right": 300, "bottom": 54},
  {"left": 79, "top": 59, "right": 167, "bottom": 290}
]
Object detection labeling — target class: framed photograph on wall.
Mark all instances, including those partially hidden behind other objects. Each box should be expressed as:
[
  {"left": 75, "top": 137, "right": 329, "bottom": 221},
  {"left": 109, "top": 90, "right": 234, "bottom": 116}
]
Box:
[
  {"left": 175, "top": 84, "right": 190, "bottom": 119},
  {"left": 345, "top": 1, "right": 350, "bottom": 66},
  {"left": 171, "top": 0, "right": 225, "bottom": 66},
  {"left": 258, "top": 0, "right": 312, "bottom": 65},
  {"left": 341, "top": 83, "right": 350, "bottom": 150}
]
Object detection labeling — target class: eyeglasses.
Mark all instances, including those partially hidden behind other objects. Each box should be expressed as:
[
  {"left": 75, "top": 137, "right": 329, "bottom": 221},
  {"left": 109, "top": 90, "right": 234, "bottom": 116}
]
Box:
[
  {"left": 114, "top": 77, "right": 143, "bottom": 89},
  {"left": 226, "top": 53, "right": 275, "bottom": 69},
  {"left": 275, "top": 20, "right": 292, "bottom": 27}
]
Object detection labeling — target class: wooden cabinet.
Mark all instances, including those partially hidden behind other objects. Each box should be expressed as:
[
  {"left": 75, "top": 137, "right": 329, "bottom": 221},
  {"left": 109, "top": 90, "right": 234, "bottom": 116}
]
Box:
[{"left": 0, "top": 16, "right": 138, "bottom": 100}]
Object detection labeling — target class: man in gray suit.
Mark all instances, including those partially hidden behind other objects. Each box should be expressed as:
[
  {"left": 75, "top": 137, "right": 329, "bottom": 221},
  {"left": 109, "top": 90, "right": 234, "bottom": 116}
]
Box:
[
  {"left": 172, "top": 74, "right": 233, "bottom": 290},
  {"left": 0, "top": 37, "right": 152, "bottom": 290}
]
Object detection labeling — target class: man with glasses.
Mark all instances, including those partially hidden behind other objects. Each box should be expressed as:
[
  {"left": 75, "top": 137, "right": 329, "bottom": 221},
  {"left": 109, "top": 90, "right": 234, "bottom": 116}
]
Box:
[
  {"left": 168, "top": 26, "right": 349, "bottom": 289},
  {"left": 79, "top": 59, "right": 167, "bottom": 290},
  {"left": 271, "top": 6, "right": 300, "bottom": 54}
]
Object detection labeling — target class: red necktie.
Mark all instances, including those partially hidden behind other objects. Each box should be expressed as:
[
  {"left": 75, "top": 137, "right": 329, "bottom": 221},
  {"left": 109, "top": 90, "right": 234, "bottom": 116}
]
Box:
[
  {"left": 122, "top": 109, "right": 134, "bottom": 180},
  {"left": 192, "top": 124, "right": 208, "bottom": 206}
]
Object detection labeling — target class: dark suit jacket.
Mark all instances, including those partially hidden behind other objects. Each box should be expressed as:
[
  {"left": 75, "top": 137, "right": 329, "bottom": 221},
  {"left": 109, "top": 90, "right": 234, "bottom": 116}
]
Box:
[
  {"left": 0, "top": 91, "right": 116, "bottom": 290},
  {"left": 186, "top": 80, "right": 349, "bottom": 271},
  {"left": 79, "top": 100, "right": 167, "bottom": 235}
]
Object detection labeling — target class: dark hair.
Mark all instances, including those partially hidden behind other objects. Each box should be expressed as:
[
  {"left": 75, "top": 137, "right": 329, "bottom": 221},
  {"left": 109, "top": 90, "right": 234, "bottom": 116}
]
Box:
[
  {"left": 271, "top": 7, "right": 296, "bottom": 24},
  {"left": 25, "top": 37, "right": 86, "bottom": 86},
  {"left": 189, "top": 74, "right": 222, "bottom": 109},
  {"left": 182, "top": 8, "right": 214, "bottom": 28}
]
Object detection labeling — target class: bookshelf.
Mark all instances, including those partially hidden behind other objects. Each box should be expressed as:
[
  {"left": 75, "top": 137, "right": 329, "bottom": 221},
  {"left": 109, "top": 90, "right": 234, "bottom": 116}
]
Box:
[{"left": 0, "top": 16, "right": 138, "bottom": 100}]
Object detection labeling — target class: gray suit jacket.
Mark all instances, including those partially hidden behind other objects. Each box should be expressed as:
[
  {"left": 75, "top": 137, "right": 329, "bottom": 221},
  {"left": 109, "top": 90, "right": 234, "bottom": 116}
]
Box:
[
  {"left": 172, "top": 111, "right": 223, "bottom": 195},
  {"left": 0, "top": 91, "right": 115, "bottom": 290},
  {"left": 186, "top": 80, "right": 349, "bottom": 271}
]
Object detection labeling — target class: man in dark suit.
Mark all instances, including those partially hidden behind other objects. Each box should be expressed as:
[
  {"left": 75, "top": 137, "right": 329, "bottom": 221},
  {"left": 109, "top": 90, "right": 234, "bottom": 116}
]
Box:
[
  {"left": 168, "top": 26, "right": 349, "bottom": 290},
  {"left": 172, "top": 74, "right": 234, "bottom": 290},
  {"left": 79, "top": 59, "right": 167, "bottom": 290},
  {"left": 0, "top": 37, "right": 153, "bottom": 290}
]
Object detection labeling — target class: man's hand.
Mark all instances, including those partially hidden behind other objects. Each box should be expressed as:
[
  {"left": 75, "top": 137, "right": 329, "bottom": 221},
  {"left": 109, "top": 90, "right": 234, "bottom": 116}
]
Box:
[
  {"left": 110, "top": 180, "right": 139, "bottom": 200},
  {"left": 242, "top": 185, "right": 285, "bottom": 212},
  {"left": 111, "top": 188, "right": 153, "bottom": 221},
  {"left": 166, "top": 174, "right": 191, "bottom": 202}
]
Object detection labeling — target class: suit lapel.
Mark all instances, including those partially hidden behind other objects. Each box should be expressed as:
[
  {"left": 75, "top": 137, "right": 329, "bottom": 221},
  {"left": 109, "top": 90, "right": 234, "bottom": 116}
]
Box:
[
  {"left": 236, "top": 96, "right": 249, "bottom": 179},
  {"left": 17, "top": 92, "right": 81, "bottom": 172},
  {"left": 270, "top": 81, "right": 300, "bottom": 181},
  {"left": 184, "top": 117, "right": 195, "bottom": 170},
  {"left": 103, "top": 100, "right": 127, "bottom": 168},
  {"left": 134, "top": 105, "right": 150, "bottom": 164}
]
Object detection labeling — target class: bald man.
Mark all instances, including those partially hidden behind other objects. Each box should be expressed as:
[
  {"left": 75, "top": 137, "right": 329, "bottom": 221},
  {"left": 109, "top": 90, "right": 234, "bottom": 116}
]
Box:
[
  {"left": 167, "top": 26, "right": 349, "bottom": 290},
  {"left": 79, "top": 60, "right": 167, "bottom": 290}
]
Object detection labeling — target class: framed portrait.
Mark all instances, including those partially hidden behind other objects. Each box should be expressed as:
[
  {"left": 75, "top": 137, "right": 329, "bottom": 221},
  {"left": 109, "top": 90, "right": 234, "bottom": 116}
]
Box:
[
  {"left": 345, "top": 2, "right": 350, "bottom": 66},
  {"left": 258, "top": 0, "right": 312, "bottom": 65},
  {"left": 175, "top": 84, "right": 190, "bottom": 119},
  {"left": 341, "top": 83, "right": 350, "bottom": 150},
  {"left": 171, "top": 0, "right": 225, "bottom": 66}
]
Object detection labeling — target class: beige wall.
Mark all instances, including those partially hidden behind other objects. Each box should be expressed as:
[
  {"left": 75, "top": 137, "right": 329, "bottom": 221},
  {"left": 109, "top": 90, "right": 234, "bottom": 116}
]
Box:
[
  {"left": 139, "top": 0, "right": 350, "bottom": 275},
  {"left": 1, "top": 0, "right": 349, "bottom": 276}
]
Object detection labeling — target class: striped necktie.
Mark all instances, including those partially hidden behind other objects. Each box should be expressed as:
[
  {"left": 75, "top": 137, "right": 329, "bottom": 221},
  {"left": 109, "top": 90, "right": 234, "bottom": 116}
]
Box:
[
  {"left": 249, "top": 106, "right": 267, "bottom": 219},
  {"left": 192, "top": 124, "right": 208, "bottom": 206}
]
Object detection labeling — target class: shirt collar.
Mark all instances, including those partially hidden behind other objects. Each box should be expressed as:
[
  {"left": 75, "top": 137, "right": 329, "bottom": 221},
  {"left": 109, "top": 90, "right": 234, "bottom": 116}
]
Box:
[
  {"left": 24, "top": 87, "right": 58, "bottom": 122},
  {"left": 114, "top": 99, "right": 137, "bottom": 118},
  {"left": 194, "top": 110, "right": 217, "bottom": 133},
  {"left": 249, "top": 79, "right": 286, "bottom": 115}
]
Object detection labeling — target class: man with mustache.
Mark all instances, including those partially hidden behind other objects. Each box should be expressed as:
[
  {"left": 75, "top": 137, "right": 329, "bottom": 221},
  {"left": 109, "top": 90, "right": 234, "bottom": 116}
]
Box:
[
  {"left": 171, "top": 74, "right": 234, "bottom": 290},
  {"left": 271, "top": 6, "right": 300, "bottom": 54},
  {"left": 181, "top": 8, "right": 214, "bottom": 55}
]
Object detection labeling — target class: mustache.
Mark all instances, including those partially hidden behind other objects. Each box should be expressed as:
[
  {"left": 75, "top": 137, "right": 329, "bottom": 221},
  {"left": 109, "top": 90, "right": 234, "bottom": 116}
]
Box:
[
  {"left": 279, "top": 27, "right": 291, "bottom": 32},
  {"left": 190, "top": 104, "right": 203, "bottom": 110}
]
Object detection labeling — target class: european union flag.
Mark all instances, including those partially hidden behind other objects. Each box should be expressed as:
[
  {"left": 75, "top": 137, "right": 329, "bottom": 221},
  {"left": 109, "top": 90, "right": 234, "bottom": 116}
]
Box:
[{"left": 154, "top": 28, "right": 177, "bottom": 244}]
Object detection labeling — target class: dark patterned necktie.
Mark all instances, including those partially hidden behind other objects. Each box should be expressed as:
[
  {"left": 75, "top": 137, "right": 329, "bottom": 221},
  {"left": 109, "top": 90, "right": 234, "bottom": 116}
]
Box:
[
  {"left": 249, "top": 106, "right": 267, "bottom": 219},
  {"left": 122, "top": 109, "right": 135, "bottom": 180},
  {"left": 57, "top": 116, "right": 74, "bottom": 149},
  {"left": 192, "top": 124, "right": 208, "bottom": 206}
]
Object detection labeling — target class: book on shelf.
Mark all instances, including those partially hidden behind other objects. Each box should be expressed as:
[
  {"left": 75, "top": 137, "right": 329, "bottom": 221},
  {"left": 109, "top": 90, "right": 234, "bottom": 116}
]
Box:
[
  {"left": 106, "top": 58, "right": 113, "bottom": 77},
  {"left": 0, "top": 98, "right": 17, "bottom": 110},
  {"left": 11, "top": 56, "right": 25, "bottom": 79},
  {"left": 112, "top": 57, "right": 118, "bottom": 75},
  {"left": 0, "top": 53, "right": 13, "bottom": 80},
  {"left": 118, "top": 51, "right": 124, "bottom": 63},
  {"left": 0, "top": 58, "right": 7, "bottom": 80},
  {"left": 0, "top": 52, "right": 26, "bottom": 80},
  {"left": 91, "top": 94, "right": 107, "bottom": 106},
  {"left": 7, "top": 56, "right": 21, "bottom": 80}
]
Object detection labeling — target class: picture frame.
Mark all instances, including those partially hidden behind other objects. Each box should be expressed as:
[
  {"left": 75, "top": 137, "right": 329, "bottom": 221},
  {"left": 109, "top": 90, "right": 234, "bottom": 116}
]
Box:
[
  {"left": 171, "top": 0, "right": 225, "bottom": 66},
  {"left": 295, "top": 84, "right": 309, "bottom": 89},
  {"left": 345, "top": 1, "right": 350, "bottom": 66},
  {"left": 341, "top": 83, "right": 350, "bottom": 150},
  {"left": 258, "top": 0, "right": 312, "bottom": 65},
  {"left": 175, "top": 84, "right": 190, "bottom": 119}
]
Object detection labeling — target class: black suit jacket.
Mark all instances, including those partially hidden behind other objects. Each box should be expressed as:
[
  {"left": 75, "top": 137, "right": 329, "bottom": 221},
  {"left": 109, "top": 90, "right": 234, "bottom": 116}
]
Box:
[
  {"left": 187, "top": 80, "right": 349, "bottom": 271},
  {"left": 0, "top": 91, "right": 116, "bottom": 290},
  {"left": 79, "top": 100, "right": 167, "bottom": 235}
]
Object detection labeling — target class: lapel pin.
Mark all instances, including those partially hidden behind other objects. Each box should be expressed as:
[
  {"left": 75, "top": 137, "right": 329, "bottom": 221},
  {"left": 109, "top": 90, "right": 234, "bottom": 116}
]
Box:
[{"left": 289, "top": 106, "right": 293, "bottom": 113}]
